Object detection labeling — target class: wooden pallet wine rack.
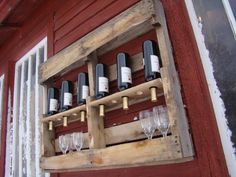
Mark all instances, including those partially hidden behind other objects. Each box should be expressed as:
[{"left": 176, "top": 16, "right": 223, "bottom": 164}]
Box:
[{"left": 39, "top": 0, "right": 194, "bottom": 172}]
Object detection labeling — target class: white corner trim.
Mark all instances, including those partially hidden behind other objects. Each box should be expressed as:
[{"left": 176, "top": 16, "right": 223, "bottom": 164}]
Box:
[
  {"left": 185, "top": 0, "right": 236, "bottom": 176},
  {"left": 222, "top": 0, "right": 236, "bottom": 39}
]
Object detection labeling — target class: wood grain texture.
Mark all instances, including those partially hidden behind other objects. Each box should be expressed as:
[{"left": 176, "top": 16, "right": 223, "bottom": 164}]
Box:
[
  {"left": 86, "top": 52, "right": 106, "bottom": 149},
  {"left": 39, "top": 0, "right": 155, "bottom": 84},
  {"left": 152, "top": 0, "right": 194, "bottom": 158},
  {"left": 0, "top": 0, "right": 229, "bottom": 176},
  {"left": 41, "top": 122, "right": 55, "bottom": 157},
  {"left": 89, "top": 79, "right": 163, "bottom": 112},
  {"left": 41, "top": 136, "right": 188, "bottom": 172},
  {"left": 41, "top": 105, "right": 86, "bottom": 126},
  {"left": 54, "top": 121, "right": 168, "bottom": 152}
]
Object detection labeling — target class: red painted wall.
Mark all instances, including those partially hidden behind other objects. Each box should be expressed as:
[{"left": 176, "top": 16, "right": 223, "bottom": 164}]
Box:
[{"left": 0, "top": 0, "right": 229, "bottom": 177}]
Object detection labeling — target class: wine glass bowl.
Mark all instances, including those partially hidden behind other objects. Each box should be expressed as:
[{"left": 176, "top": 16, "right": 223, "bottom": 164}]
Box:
[
  {"left": 139, "top": 110, "right": 156, "bottom": 140},
  {"left": 72, "top": 132, "right": 84, "bottom": 151},
  {"left": 59, "top": 135, "right": 69, "bottom": 154},
  {"left": 153, "top": 105, "right": 170, "bottom": 137}
]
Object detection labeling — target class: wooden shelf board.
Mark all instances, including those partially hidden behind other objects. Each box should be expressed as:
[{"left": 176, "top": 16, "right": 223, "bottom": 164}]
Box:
[
  {"left": 55, "top": 121, "right": 171, "bottom": 152},
  {"left": 89, "top": 79, "right": 163, "bottom": 112},
  {"left": 41, "top": 136, "right": 190, "bottom": 172},
  {"left": 42, "top": 105, "right": 86, "bottom": 124}
]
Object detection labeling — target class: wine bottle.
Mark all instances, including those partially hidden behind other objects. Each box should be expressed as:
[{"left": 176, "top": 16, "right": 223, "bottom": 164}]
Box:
[
  {"left": 117, "top": 52, "right": 132, "bottom": 110},
  {"left": 77, "top": 72, "right": 89, "bottom": 122},
  {"left": 95, "top": 63, "right": 109, "bottom": 117},
  {"left": 47, "top": 87, "right": 59, "bottom": 116},
  {"left": 117, "top": 52, "right": 132, "bottom": 91},
  {"left": 77, "top": 72, "right": 89, "bottom": 105},
  {"left": 60, "top": 80, "right": 73, "bottom": 111},
  {"left": 60, "top": 80, "right": 73, "bottom": 126},
  {"left": 95, "top": 64, "right": 109, "bottom": 99},
  {"left": 143, "top": 40, "right": 161, "bottom": 102},
  {"left": 142, "top": 40, "right": 161, "bottom": 81}
]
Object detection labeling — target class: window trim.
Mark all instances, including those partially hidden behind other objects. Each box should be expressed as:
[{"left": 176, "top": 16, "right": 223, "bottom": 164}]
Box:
[
  {"left": 0, "top": 74, "right": 5, "bottom": 154},
  {"left": 222, "top": 0, "right": 236, "bottom": 39},
  {"left": 12, "top": 37, "right": 48, "bottom": 177}
]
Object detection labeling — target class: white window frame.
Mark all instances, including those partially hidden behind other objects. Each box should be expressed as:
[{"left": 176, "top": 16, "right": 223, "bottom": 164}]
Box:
[
  {"left": 12, "top": 38, "right": 48, "bottom": 177},
  {"left": 0, "top": 74, "right": 5, "bottom": 152},
  {"left": 222, "top": 0, "right": 236, "bottom": 39},
  {"left": 185, "top": 1, "right": 236, "bottom": 176}
]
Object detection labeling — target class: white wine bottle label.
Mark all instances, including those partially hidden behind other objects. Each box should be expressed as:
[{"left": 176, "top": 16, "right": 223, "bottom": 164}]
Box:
[
  {"left": 82, "top": 85, "right": 89, "bottom": 99},
  {"left": 49, "top": 98, "right": 58, "bottom": 111},
  {"left": 121, "top": 67, "right": 132, "bottom": 83},
  {"left": 64, "top": 92, "right": 72, "bottom": 106},
  {"left": 98, "top": 77, "right": 109, "bottom": 93},
  {"left": 150, "top": 55, "right": 160, "bottom": 72}
]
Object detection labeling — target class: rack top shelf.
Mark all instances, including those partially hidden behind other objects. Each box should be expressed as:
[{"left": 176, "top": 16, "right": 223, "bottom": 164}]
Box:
[
  {"left": 90, "top": 78, "right": 163, "bottom": 111},
  {"left": 42, "top": 104, "right": 86, "bottom": 124}
]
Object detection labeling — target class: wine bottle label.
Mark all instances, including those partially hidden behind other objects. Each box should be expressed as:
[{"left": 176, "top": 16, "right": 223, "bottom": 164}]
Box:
[
  {"left": 82, "top": 85, "right": 89, "bottom": 99},
  {"left": 98, "top": 77, "right": 109, "bottom": 93},
  {"left": 150, "top": 55, "right": 160, "bottom": 72},
  {"left": 64, "top": 92, "right": 72, "bottom": 106},
  {"left": 49, "top": 98, "right": 58, "bottom": 111},
  {"left": 121, "top": 67, "right": 132, "bottom": 83}
]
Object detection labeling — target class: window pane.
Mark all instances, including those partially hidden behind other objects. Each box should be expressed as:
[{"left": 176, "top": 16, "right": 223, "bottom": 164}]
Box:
[
  {"left": 192, "top": 0, "right": 236, "bottom": 150},
  {"left": 229, "top": 0, "right": 236, "bottom": 18}
]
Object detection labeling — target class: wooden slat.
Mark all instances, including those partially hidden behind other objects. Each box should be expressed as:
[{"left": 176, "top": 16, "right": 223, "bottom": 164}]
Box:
[
  {"left": 41, "top": 136, "right": 187, "bottom": 172},
  {"left": 87, "top": 52, "right": 106, "bottom": 149},
  {"left": 89, "top": 78, "right": 163, "bottom": 112},
  {"left": 41, "top": 105, "right": 86, "bottom": 124},
  {"left": 97, "top": 20, "right": 153, "bottom": 56},
  {"left": 39, "top": 0, "right": 155, "bottom": 84},
  {"left": 55, "top": 121, "right": 169, "bottom": 152},
  {"left": 41, "top": 122, "right": 55, "bottom": 157},
  {"left": 152, "top": 0, "right": 194, "bottom": 157}
]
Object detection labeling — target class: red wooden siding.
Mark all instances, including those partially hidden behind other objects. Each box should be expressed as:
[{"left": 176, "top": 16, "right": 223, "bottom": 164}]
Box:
[
  {"left": 0, "top": 0, "right": 229, "bottom": 177},
  {"left": 53, "top": 0, "right": 139, "bottom": 53}
]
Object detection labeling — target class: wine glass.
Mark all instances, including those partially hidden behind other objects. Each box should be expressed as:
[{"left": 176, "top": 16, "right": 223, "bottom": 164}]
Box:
[
  {"left": 153, "top": 105, "right": 170, "bottom": 137},
  {"left": 59, "top": 135, "right": 69, "bottom": 154},
  {"left": 72, "top": 132, "right": 84, "bottom": 151},
  {"left": 139, "top": 110, "right": 156, "bottom": 140},
  {"left": 66, "top": 134, "right": 74, "bottom": 153}
]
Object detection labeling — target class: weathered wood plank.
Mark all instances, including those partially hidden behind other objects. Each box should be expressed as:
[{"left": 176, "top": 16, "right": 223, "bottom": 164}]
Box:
[
  {"left": 39, "top": 0, "right": 155, "bottom": 84},
  {"left": 41, "top": 136, "right": 186, "bottom": 172},
  {"left": 41, "top": 105, "right": 86, "bottom": 124},
  {"left": 41, "top": 122, "right": 55, "bottom": 157},
  {"left": 152, "top": 0, "right": 194, "bottom": 157},
  {"left": 89, "top": 78, "right": 163, "bottom": 112},
  {"left": 86, "top": 52, "right": 106, "bottom": 149},
  {"left": 54, "top": 120, "right": 170, "bottom": 152},
  {"left": 97, "top": 20, "right": 153, "bottom": 56}
]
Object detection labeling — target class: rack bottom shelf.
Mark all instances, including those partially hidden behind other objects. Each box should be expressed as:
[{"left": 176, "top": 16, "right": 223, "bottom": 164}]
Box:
[{"left": 40, "top": 136, "right": 193, "bottom": 172}]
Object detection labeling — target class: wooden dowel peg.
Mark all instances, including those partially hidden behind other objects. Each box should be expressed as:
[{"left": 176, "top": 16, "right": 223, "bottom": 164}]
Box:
[
  {"left": 122, "top": 96, "right": 129, "bottom": 110},
  {"left": 63, "top": 116, "right": 68, "bottom": 127},
  {"left": 48, "top": 121, "right": 53, "bottom": 131},
  {"left": 99, "top": 104, "right": 105, "bottom": 117},
  {"left": 150, "top": 87, "right": 157, "bottom": 102},
  {"left": 80, "top": 110, "right": 86, "bottom": 122}
]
